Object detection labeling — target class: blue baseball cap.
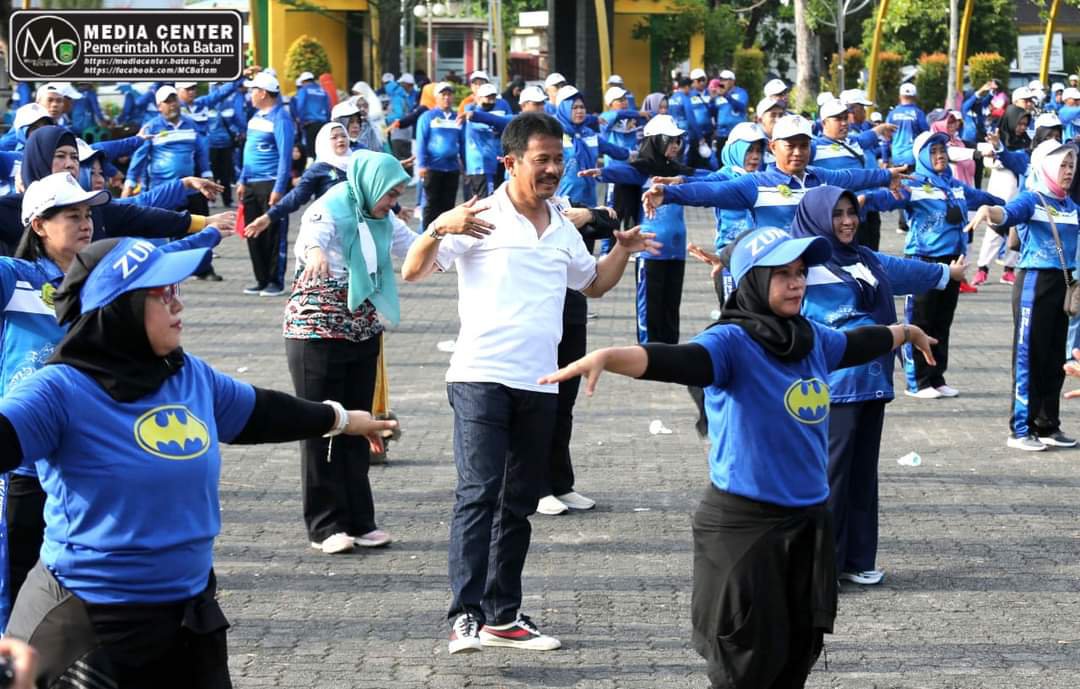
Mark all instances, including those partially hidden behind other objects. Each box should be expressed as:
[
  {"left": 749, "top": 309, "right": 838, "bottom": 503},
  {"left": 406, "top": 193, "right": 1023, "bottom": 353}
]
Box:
[
  {"left": 729, "top": 227, "right": 832, "bottom": 285},
  {"left": 77, "top": 237, "right": 211, "bottom": 315}
]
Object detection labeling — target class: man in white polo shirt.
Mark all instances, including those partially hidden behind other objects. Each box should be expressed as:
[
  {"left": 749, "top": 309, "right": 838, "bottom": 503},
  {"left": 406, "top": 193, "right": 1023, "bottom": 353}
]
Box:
[{"left": 403, "top": 113, "right": 657, "bottom": 655}]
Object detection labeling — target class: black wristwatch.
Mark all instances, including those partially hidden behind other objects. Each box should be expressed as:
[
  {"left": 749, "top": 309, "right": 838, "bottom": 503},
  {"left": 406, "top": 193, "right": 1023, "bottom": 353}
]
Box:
[{"left": 427, "top": 224, "right": 445, "bottom": 240}]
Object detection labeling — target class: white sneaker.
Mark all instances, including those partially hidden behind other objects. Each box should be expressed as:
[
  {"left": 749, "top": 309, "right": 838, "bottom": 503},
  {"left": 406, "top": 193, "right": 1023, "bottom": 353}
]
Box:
[
  {"left": 353, "top": 529, "right": 392, "bottom": 547},
  {"left": 448, "top": 613, "right": 482, "bottom": 654},
  {"left": 1007, "top": 434, "right": 1047, "bottom": 452},
  {"left": 935, "top": 384, "right": 960, "bottom": 397},
  {"left": 536, "top": 495, "right": 569, "bottom": 515},
  {"left": 479, "top": 614, "right": 561, "bottom": 651},
  {"left": 904, "top": 387, "right": 943, "bottom": 399},
  {"left": 840, "top": 569, "right": 885, "bottom": 585},
  {"left": 555, "top": 491, "right": 596, "bottom": 510},
  {"left": 310, "top": 532, "right": 354, "bottom": 554}
]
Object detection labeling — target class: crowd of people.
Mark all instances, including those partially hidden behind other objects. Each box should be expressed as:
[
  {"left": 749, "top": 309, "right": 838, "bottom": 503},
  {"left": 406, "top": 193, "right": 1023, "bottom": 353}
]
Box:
[{"left": 0, "top": 57, "right": 1076, "bottom": 689}]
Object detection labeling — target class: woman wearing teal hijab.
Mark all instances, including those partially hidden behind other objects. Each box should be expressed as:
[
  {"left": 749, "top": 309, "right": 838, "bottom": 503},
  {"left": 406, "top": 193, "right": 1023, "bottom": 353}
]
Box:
[{"left": 285, "top": 150, "right": 416, "bottom": 554}]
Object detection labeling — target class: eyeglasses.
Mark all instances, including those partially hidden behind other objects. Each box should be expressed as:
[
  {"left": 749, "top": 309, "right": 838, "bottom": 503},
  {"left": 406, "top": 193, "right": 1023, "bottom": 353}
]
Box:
[{"left": 147, "top": 283, "right": 180, "bottom": 305}]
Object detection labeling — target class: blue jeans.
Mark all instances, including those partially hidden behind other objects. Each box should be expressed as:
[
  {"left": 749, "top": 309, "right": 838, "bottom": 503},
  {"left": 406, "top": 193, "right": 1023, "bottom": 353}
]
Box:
[{"left": 446, "top": 382, "right": 557, "bottom": 627}]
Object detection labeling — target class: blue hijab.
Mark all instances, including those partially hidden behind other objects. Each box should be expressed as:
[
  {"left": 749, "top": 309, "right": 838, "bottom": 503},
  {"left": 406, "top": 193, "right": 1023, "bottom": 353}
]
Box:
[
  {"left": 720, "top": 137, "right": 755, "bottom": 175},
  {"left": 914, "top": 132, "right": 953, "bottom": 191},
  {"left": 555, "top": 94, "right": 595, "bottom": 169},
  {"left": 791, "top": 185, "right": 896, "bottom": 325},
  {"left": 21, "top": 125, "right": 76, "bottom": 187}
]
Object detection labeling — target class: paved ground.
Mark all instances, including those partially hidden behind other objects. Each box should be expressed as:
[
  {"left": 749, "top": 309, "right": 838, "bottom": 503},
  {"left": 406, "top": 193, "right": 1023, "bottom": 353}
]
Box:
[{"left": 180, "top": 198, "right": 1080, "bottom": 688}]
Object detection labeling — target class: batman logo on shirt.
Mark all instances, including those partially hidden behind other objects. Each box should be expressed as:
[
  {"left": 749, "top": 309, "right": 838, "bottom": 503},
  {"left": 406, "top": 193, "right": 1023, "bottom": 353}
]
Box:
[
  {"left": 134, "top": 405, "right": 210, "bottom": 460},
  {"left": 784, "top": 378, "right": 830, "bottom": 424}
]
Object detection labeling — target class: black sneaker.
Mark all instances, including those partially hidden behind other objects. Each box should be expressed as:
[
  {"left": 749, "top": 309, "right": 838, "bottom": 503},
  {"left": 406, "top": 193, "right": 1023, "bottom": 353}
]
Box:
[
  {"left": 479, "top": 614, "right": 561, "bottom": 650},
  {"left": 1038, "top": 431, "right": 1078, "bottom": 447},
  {"left": 448, "top": 613, "right": 482, "bottom": 654},
  {"left": 243, "top": 284, "right": 266, "bottom": 295},
  {"left": 259, "top": 283, "right": 285, "bottom": 297},
  {"left": 196, "top": 270, "right": 223, "bottom": 282}
]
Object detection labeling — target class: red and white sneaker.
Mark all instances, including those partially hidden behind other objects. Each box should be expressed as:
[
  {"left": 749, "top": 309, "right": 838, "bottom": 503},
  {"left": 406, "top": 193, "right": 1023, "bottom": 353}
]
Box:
[
  {"left": 479, "top": 614, "right": 561, "bottom": 651},
  {"left": 1000, "top": 270, "right": 1016, "bottom": 285},
  {"left": 958, "top": 280, "right": 978, "bottom": 294},
  {"left": 448, "top": 613, "right": 482, "bottom": 654},
  {"left": 971, "top": 268, "right": 988, "bottom": 287}
]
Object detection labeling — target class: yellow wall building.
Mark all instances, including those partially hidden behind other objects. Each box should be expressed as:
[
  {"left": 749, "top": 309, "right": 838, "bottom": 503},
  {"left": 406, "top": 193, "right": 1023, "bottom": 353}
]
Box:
[
  {"left": 253, "top": 0, "right": 374, "bottom": 96},
  {"left": 611, "top": 0, "right": 705, "bottom": 99}
]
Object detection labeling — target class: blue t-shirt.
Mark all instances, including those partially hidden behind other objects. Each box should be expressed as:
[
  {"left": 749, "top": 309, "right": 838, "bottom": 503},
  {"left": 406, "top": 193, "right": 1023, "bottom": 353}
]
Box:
[
  {"left": 690, "top": 321, "right": 847, "bottom": 507},
  {"left": 0, "top": 354, "right": 255, "bottom": 604}
]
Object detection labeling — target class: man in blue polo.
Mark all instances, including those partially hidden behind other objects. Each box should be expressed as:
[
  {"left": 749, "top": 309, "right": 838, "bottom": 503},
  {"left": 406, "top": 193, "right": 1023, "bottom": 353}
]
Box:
[
  {"left": 237, "top": 71, "right": 295, "bottom": 297},
  {"left": 886, "top": 83, "right": 928, "bottom": 169},
  {"left": 124, "top": 86, "right": 212, "bottom": 200},
  {"left": 291, "top": 71, "right": 331, "bottom": 160}
]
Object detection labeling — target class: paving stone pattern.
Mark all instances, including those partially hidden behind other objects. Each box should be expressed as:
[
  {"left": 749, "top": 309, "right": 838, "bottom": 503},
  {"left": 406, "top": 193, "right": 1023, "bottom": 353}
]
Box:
[{"left": 185, "top": 201, "right": 1080, "bottom": 688}]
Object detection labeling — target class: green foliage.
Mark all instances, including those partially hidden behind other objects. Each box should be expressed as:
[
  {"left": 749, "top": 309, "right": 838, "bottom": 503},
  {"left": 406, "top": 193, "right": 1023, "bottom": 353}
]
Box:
[
  {"left": 967, "top": 52, "right": 1010, "bottom": 90},
  {"left": 915, "top": 52, "right": 948, "bottom": 109},
  {"left": 874, "top": 51, "right": 904, "bottom": 110},
  {"left": 733, "top": 47, "right": 766, "bottom": 103},
  {"left": 284, "top": 35, "right": 332, "bottom": 84},
  {"left": 632, "top": 0, "right": 744, "bottom": 79},
  {"left": 1063, "top": 42, "right": 1080, "bottom": 77},
  {"left": 756, "top": 7, "right": 796, "bottom": 76},
  {"left": 827, "top": 47, "right": 865, "bottom": 95},
  {"left": 860, "top": 0, "right": 1017, "bottom": 64}
]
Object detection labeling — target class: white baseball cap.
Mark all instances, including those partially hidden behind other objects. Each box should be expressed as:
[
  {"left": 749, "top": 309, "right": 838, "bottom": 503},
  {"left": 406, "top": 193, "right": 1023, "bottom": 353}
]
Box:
[
  {"left": 771, "top": 114, "right": 813, "bottom": 140},
  {"left": 331, "top": 100, "right": 361, "bottom": 119},
  {"left": 175, "top": 81, "right": 197, "bottom": 90},
  {"left": 764, "top": 78, "right": 788, "bottom": 96},
  {"left": 819, "top": 99, "right": 849, "bottom": 120},
  {"left": 555, "top": 85, "right": 580, "bottom": 105},
  {"left": 434, "top": 81, "right": 454, "bottom": 94},
  {"left": 604, "top": 86, "right": 628, "bottom": 105},
  {"left": 690, "top": 68, "right": 708, "bottom": 81},
  {"left": 1052, "top": 82, "right": 1065, "bottom": 93},
  {"left": 21, "top": 172, "right": 109, "bottom": 227},
  {"left": 869, "top": 111, "right": 883, "bottom": 123},
  {"left": 1035, "top": 112, "right": 1063, "bottom": 129},
  {"left": 251, "top": 72, "right": 280, "bottom": 93},
  {"left": 643, "top": 114, "right": 684, "bottom": 138},
  {"left": 381, "top": 72, "right": 394, "bottom": 83},
  {"left": 13, "top": 103, "right": 52, "bottom": 131},
  {"left": 607, "top": 74, "right": 624, "bottom": 85},
  {"left": 296, "top": 71, "right": 315, "bottom": 84},
  {"left": 399, "top": 73, "right": 416, "bottom": 85},
  {"left": 816, "top": 91, "right": 835, "bottom": 107},
  {"left": 899, "top": 82, "right": 917, "bottom": 97},
  {"left": 1012, "top": 86, "right": 1033, "bottom": 101},
  {"left": 1063, "top": 87, "right": 1080, "bottom": 101},
  {"left": 727, "top": 121, "right": 767, "bottom": 144},
  {"left": 911, "top": 131, "right": 938, "bottom": 159},
  {"left": 470, "top": 70, "right": 490, "bottom": 83},
  {"left": 544, "top": 72, "right": 567, "bottom": 89},
  {"left": 75, "top": 137, "right": 99, "bottom": 163},
  {"left": 519, "top": 85, "right": 547, "bottom": 104},
  {"left": 60, "top": 83, "right": 82, "bottom": 100},
  {"left": 756, "top": 96, "right": 783, "bottom": 114},
  {"left": 155, "top": 85, "right": 179, "bottom": 104},
  {"left": 840, "top": 88, "right": 874, "bottom": 106},
  {"left": 718, "top": 69, "right": 736, "bottom": 80},
  {"left": 477, "top": 83, "right": 498, "bottom": 98},
  {"left": 1028, "top": 79, "right": 1044, "bottom": 91}
]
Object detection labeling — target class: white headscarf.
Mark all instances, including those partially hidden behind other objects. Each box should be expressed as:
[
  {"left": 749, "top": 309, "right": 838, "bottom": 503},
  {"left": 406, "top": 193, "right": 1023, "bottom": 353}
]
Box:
[
  {"left": 1028, "top": 139, "right": 1078, "bottom": 199},
  {"left": 314, "top": 122, "right": 352, "bottom": 171}
]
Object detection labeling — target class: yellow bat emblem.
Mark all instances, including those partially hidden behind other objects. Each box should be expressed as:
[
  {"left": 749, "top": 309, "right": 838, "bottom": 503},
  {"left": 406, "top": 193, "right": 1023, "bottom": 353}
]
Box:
[
  {"left": 134, "top": 405, "right": 210, "bottom": 460},
  {"left": 784, "top": 378, "right": 830, "bottom": 424}
]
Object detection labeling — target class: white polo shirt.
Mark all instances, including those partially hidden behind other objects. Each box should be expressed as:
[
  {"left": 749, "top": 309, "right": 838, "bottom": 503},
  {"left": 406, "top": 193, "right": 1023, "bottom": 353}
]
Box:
[{"left": 435, "top": 184, "right": 598, "bottom": 393}]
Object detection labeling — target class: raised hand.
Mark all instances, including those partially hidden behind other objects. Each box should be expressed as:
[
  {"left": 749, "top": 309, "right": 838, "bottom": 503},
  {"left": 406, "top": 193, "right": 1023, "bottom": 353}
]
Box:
[
  {"left": 614, "top": 225, "right": 661, "bottom": 255},
  {"left": 432, "top": 195, "right": 495, "bottom": 238},
  {"left": 641, "top": 184, "right": 665, "bottom": 219},
  {"left": 538, "top": 350, "right": 610, "bottom": 396}
]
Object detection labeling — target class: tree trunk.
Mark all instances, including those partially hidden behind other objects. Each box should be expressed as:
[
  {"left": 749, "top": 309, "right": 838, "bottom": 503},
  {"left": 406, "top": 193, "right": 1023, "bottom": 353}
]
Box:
[
  {"left": 794, "top": 0, "right": 817, "bottom": 110},
  {"left": 377, "top": 0, "right": 402, "bottom": 79},
  {"left": 743, "top": 2, "right": 767, "bottom": 49}
]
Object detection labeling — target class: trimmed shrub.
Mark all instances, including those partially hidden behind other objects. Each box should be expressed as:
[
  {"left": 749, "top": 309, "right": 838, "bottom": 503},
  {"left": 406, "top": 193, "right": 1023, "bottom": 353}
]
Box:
[
  {"left": 915, "top": 52, "right": 948, "bottom": 110},
  {"left": 967, "top": 52, "right": 1010, "bottom": 91},
  {"left": 284, "top": 35, "right": 332, "bottom": 86},
  {"left": 827, "top": 47, "right": 865, "bottom": 96},
  {"left": 874, "top": 51, "right": 904, "bottom": 110},
  {"left": 734, "top": 47, "right": 766, "bottom": 103}
]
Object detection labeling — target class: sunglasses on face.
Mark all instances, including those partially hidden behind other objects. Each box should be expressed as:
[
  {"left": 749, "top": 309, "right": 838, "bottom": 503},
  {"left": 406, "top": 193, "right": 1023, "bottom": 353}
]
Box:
[{"left": 148, "top": 283, "right": 180, "bottom": 305}]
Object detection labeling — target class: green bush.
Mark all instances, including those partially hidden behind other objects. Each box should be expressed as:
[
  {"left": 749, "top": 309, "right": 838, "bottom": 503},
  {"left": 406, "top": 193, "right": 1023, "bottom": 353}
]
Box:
[
  {"left": 827, "top": 47, "right": 865, "bottom": 96},
  {"left": 915, "top": 53, "right": 948, "bottom": 110},
  {"left": 874, "top": 51, "right": 904, "bottom": 110},
  {"left": 284, "top": 35, "right": 332, "bottom": 86},
  {"left": 967, "top": 52, "right": 1010, "bottom": 90},
  {"left": 734, "top": 47, "right": 765, "bottom": 103},
  {"left": 1065, "top": 42, "right": 1080, "bottom": 78}
]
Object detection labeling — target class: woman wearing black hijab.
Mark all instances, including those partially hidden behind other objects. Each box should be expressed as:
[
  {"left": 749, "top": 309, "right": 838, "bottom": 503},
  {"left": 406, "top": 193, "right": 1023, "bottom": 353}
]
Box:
[
  {"left": 973, "top": 105, "right": 1031, "bottom": 285},
  {"left": 540, "top": 227, "right": 936, "bottom": 688},
  {"left": 0, "top": 229, "right": 395, "bottom": 688},
  {"left": 0, "top": 125, "right": 235, "bottom": 254}
]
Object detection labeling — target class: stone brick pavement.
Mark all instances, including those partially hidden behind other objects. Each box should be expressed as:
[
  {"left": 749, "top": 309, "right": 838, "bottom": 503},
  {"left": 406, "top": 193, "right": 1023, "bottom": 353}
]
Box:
[{"left": 180, "top": 202, "right": 1080, "bottom": 688}]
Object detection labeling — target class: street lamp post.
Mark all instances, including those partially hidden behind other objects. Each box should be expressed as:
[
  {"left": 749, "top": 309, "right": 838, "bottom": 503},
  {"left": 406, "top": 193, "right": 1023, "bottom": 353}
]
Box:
[{"left": 413, "top": 2, "right": 446, "bottom": 79}]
